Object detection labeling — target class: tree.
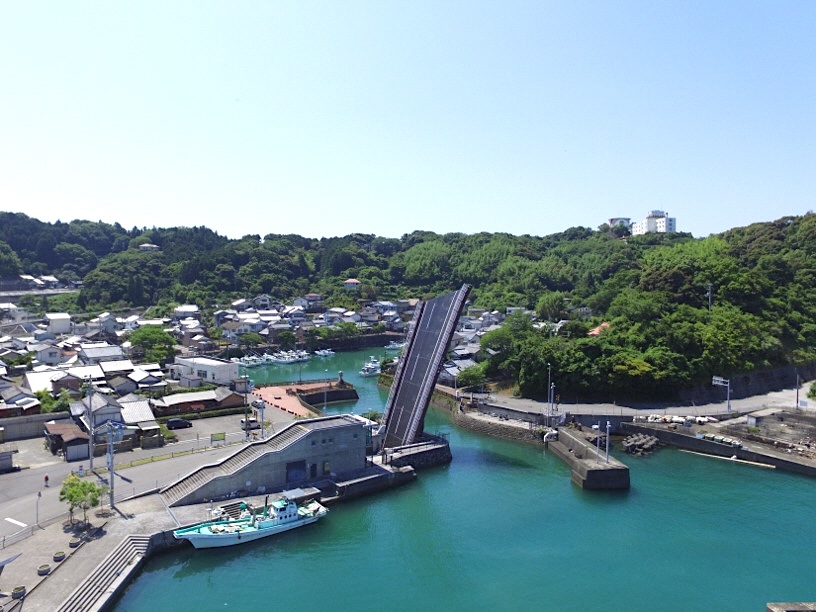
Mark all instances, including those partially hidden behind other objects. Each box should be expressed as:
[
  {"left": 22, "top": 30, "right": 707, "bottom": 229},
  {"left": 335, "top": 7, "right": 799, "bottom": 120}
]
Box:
[
  {"left": 128, "top": 325, "right": 176, "bottom": 365},
  {"left": 59, "top": 474, "right": 105, "bottom": 525},
  {"left": 456, "top": 364, "right": 486, "bottom": 391},
  {"left": 277, "top": 330, "right": 296, "bottom": 350},
  {"left": 0, "top": 240, "right": 22, "bottom": 277},
  {"left": 239, "top": 332, "right": 263, "bottom": 347}
]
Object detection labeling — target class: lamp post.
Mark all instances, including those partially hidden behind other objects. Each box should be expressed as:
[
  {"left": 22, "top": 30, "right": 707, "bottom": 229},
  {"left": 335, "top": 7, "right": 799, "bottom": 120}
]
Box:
[
  {"left": 102, "top": 421, "right": 124, "bottom": 508},
  {"left": 324, "top": 370, "right": 329, "bottom": 409},
  {"left": 546, "top": 363, "right": 552, "bottom": 426},
  {"left": 550, "top": 383, "right": 556, "bottom": 427},
  {"left": 605, "top": 420, "right": 611, "bottom": 463},
  {"left": 259, "top": 399, "right": 265, "bottom": 439},
  {"left": 712, "top": 376, "right": 731, "bottom": 413}
]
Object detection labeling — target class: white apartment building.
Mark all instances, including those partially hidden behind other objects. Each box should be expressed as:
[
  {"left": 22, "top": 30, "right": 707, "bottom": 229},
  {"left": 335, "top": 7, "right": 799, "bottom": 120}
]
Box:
[{"left": 631, "top": 210, "right": 677, "bottom": 236}]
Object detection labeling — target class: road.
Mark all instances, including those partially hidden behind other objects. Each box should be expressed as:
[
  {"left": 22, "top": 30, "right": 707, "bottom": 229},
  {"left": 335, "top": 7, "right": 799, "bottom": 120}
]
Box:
[{"left": 0, "top": 413, "right": 295, "bottom": 541}]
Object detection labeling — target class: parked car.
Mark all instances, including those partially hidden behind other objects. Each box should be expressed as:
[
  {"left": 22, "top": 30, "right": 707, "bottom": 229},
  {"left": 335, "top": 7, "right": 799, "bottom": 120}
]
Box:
[
  {"left": 166, "top": 418, "right": 193, "bottom": 430},
  {"left": 240, "top": 417, "right": 260, "bottom": 430}
]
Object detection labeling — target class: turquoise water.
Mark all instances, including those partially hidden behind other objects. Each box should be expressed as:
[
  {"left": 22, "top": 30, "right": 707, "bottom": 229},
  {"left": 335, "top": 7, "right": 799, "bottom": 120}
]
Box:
[{"left": 115, "top": 350, "right": 814, "bottom": 611}]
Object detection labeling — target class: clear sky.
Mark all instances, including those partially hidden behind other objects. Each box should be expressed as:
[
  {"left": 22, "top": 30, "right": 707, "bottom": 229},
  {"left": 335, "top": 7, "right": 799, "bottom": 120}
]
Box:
[{"left": 2, "top": 2, "right": 814, "bottom": 240}]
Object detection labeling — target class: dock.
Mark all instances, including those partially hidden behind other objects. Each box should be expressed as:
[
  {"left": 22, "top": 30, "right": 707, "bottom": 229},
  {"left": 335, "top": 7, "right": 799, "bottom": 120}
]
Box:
[{"left": 547, "top": 426, "right": 630, "bottom": 490}]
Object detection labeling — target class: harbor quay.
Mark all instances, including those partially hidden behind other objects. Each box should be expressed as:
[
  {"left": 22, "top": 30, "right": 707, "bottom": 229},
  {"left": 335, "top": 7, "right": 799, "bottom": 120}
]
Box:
[
  {"left": 2, "top": 380, "right": 814, "bottom": 611},
  {"left": 0, "top": 441, "right": 443, "bottom": 612},
  {"left": 432, "top": 380, "right": 816, "bottom": 483}
]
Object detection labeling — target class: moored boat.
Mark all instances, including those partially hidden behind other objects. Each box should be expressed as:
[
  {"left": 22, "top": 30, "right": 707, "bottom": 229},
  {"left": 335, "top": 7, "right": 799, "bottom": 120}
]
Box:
[
  {"left": 359, "top": 356, "right": 381, "bottom": 377},
  {"left": 173, "top": 497, "right": 328, "bottom": 549}
]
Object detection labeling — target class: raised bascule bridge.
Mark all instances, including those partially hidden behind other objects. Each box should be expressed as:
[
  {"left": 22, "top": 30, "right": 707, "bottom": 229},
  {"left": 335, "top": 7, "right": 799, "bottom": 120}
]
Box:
[
  {"left": 160, "top": 285, "right": 471, "bottom": 508},
  {"left": 380, "top": 284, "right": 471, "bottom": 448}
]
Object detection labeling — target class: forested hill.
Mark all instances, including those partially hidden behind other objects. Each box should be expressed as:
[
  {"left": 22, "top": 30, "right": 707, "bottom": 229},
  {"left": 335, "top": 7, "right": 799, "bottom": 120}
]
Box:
[{"left": 2, "top": 211, "right": 815, "bottom": 400}]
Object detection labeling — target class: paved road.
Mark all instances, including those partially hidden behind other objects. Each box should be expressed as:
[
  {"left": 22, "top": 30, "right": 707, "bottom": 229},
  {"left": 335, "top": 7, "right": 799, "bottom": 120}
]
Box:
[
  {"left": 478, "top": 383, "right": 811, "bottom": 419},
  {"left": 0, "top": 413, "right": 295, "bottom": 541}
]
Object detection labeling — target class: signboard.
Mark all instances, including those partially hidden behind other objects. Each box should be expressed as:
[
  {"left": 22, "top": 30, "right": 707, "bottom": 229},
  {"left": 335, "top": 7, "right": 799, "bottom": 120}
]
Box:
[{"left": 210, "top": 432, "right": 226, "bottom": 443}]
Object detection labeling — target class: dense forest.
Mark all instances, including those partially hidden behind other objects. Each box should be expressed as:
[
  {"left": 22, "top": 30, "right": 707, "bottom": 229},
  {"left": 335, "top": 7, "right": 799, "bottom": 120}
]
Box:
[{"left": 2, "top": 211, "right": 815, "bottom": 402}]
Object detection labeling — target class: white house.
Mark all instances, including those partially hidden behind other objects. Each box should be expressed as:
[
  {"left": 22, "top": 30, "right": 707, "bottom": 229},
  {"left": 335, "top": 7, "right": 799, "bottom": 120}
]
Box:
[
  {"left": 173, "top": 304, "right": 200, "bottom": 320},
  {"left": 169, "top": 356, "right": 239, "bottom": 386},
  {"left": 45, "top": 312, "right": 72, "bottom": 335}
]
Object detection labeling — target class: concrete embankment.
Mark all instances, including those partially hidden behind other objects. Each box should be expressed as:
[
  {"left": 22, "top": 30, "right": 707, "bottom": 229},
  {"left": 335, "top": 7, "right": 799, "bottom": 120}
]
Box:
[
  {"left": 430, "top": 393, "right": 630, "bottom": 489},
  {"left": 547, "top": 427, "right": 630, "bottom": 490},
  {"left": 622, "top": 423, "right": 816, "bottom": 477}
]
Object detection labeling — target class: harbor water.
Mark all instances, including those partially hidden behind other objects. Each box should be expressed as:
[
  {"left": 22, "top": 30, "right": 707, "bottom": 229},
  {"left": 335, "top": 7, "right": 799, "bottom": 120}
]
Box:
[{"left": 115, "top": 349, "right": 814, "bottom": 610}]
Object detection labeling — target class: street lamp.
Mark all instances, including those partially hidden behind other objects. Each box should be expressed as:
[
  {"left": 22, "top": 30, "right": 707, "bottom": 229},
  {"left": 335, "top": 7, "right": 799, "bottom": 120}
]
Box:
[
  {"left": 550, "top": 382, "right": 556, "bottom": 427},
  {"left": 546, "top": 362, "right": 552, "bottom": 426},
  {"left": 324, "top": 370, "right": 329, "bottom": 409},
  {"left": 712, "top": 376, "right": 731, "bottom": 413}
]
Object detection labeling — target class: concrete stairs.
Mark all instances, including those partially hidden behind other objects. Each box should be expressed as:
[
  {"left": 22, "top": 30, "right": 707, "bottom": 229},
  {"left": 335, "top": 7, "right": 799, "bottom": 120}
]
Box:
[
  {"left": 56, "top": 534, "right": 151, "bottom": 612},
  {"left": 161, "top": 424, "right": 310, "bottom": 506}
]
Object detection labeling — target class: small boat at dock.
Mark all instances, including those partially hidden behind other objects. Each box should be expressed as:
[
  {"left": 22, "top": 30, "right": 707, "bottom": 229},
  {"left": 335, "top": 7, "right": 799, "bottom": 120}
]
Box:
[
  {"left": 173, "top": 497, "right": 328, "bottom": 549},
  {"left": 359, "top": 356, "right": 381, "bottom": 377}
]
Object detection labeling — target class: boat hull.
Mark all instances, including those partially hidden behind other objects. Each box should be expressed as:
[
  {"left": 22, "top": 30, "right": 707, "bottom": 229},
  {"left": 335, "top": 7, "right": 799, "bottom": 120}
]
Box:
[{"left": 175, "top": 515, "right": 321, "bottom": 549}]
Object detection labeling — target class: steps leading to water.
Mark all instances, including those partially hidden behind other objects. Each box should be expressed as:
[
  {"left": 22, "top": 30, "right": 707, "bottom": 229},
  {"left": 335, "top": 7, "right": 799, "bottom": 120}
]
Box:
[{"left": 56, "top": 534, "right": 151, "bottom": 612}]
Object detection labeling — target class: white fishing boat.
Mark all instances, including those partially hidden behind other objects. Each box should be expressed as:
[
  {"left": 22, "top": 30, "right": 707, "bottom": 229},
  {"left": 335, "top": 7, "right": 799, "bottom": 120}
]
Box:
[
  {"left": 173, "top": 497, "right": 328, "bottom": 549},
  {"left": 384, "top": 340, "right": 406, "bottom": 351},
  {"left": 314, "top": 348, "right": 335, "bottom": 357},
  {"left": 359, "top": 356, "right": 381, "bottom": 377}
]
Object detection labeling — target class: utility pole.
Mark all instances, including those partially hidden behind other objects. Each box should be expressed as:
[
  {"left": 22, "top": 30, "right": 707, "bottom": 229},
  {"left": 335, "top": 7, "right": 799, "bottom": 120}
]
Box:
[
  {"left": 85, "top": 378, "right": 95, "bottom": 472},
  {"left": 706, "top": 282, "right": 713, "bottom": 313}
]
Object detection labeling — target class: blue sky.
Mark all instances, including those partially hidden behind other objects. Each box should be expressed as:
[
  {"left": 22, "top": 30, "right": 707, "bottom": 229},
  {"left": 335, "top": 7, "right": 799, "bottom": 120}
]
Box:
[{"left": 2, "top": 2, "right": 813, "bottom": 240}]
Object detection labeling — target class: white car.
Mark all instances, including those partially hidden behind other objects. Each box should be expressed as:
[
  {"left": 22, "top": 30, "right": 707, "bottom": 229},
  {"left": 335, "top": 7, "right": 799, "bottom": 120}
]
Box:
[{"left": 240, "top": 417, "right": 260, "bottom": 430}]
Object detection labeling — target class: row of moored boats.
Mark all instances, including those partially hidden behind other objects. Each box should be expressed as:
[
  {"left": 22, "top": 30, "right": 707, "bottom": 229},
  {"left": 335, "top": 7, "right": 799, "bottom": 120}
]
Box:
[{"left": 232, "top": 349, "right": 334, "bottom": 367}]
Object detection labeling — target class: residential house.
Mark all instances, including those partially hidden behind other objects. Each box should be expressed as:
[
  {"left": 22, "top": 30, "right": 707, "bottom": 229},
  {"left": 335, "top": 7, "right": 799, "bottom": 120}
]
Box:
[
  {"left": 43, "top": 422, "right": 89, "bottom": 461},
  {"left": 128, "top": 368, "right": 166, "bottom": 392},
  {"left": 294, "top": 293, "right": 324, "bottom": 313},
  {"left": 169, "top": 356, "right": 239, "bottom": 386},
  {"left": 108, "top": 376, "right": 137, "bottom": 396},
  {"left": 118, "top": 396, "right": 162, "bottom": 448},
  {"left": 0, "top": 302, "right": 19, "bottom": 320},
  {"left": 78, "top": 344, "right": 125, "bottom": 365},
  {"left": 45, "top": 312, "right": 72, "bottom": 335},
  {"left": 137, "top": 243, "right": 161, "bottom": 252},
  {"left": 231, "top": 298, "right": 251, "bottom": 312},
  {"left": 343, "top": 278, "right": 361, "bottom": 291},
  {"left": 213, "top": 309, "right": 237, "bottom": 326},
  {"left": 173, "top": 304, "right": 200, "bottom": 320},
  {"left": 96, "top": 312, "right": 119, "bottom": 337},
  {"left": 28, "top": 342, "right": 62, "bottom": 366},
  {"left": 252, "top": 294, "right": 273, "bottom": 310},
  {"left": 281, "top": 306, "right": 307, "bottom": 324},
  {"left": 100, "top": 359, "right": 136, "bottom": 378},
  {"left": 69, "top": 392, "right": 124, "bottom": 441},
  {"left": 0, "top": 383, "right": 40, "bottom": 417},
  {"left": 150, "top": 387, "right": 245, "bottom": 417}
]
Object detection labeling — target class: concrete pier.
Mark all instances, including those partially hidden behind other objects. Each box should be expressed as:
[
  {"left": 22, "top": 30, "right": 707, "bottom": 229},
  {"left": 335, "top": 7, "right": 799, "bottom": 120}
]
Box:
[{"left": 548, "top": 427, "right": 630, "bottom": 490}]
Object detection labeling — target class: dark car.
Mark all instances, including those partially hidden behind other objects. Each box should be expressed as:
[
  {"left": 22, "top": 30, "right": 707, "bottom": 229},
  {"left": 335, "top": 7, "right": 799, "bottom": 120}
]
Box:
[{"left": 166, "top": 418, "right": 193, "bottom": 430}]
